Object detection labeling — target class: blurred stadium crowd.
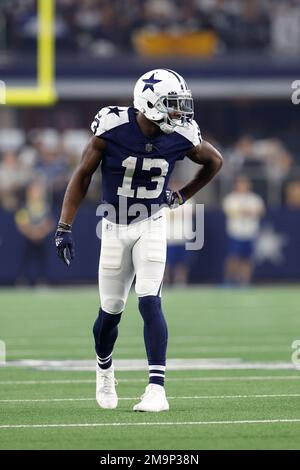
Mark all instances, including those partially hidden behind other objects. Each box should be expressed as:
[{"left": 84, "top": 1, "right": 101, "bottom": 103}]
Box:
[
  {"left": 1, "top": 123, "right": 299, "bottom": 214},
  {"left": 1, "top": 0, "right": 300, "bottom": 56},
  {"left": 0, "top": 127, "right": 95, "bottom": 211}
]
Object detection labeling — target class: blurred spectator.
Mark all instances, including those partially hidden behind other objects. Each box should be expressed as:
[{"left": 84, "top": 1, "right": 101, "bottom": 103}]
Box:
[
  {"left": 34, "top": 144, "right": 70, "bottom": 204},
  {"left": 15, "top": 180, "right": 54, "bottom": 286},
  {"left": 285, "top": 180, "right": 300, "bottom": 208},
  {"left": 224, "top": 135, "right": 293, "bottom": 183},
  {"left": 223, "top": 176, "right": 265, "bottom": 286},
  {"left": 165, "top": 199, "right": 195, "bottom": 286},
  {"left": 251, "top": 138, "right": 293, "bottom": 183},
  {"left": 270, "top": 0, "right": 300, "bottom": 55},
  {"left": 0, "top": 151, "right": 31, "bottom": 211},
  {"left": 224, "top": 135, "right": 254, "bottom": 177}
]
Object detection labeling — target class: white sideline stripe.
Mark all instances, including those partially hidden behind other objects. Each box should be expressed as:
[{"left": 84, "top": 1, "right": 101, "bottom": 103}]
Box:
[
  {"left": 2, "top": 393, "right": 300, "bottom": 403},
  {"left": 6, "top": 358, "right": 241, "bottom": 371},
  {"left": 5, "top": 358, "right": 300, "bottom": 372},
  {"left": 1, "top": 376, "right": 300, "bottom": 385},
  {"left": 2, "top": 419, "right": 300, "bottom": 429}
]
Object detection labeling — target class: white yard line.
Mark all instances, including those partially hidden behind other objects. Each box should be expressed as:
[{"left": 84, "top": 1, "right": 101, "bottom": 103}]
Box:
[
  {"left": 118, "top": 375, "right": 300, "bottom": 382},
  {"left": 1, "top": 393, "right": 300, "bottom": 403},
  {"left": 1, "top": 419, "right": 300, "bottom": 429}
]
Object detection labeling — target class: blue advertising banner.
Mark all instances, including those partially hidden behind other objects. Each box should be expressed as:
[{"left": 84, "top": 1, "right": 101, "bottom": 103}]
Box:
[{"left": 0, "top": 207, "right": 299, "bottom": 285}]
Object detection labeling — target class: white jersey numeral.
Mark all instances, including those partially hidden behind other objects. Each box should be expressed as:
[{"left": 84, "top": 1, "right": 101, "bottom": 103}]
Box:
[
  {"left": 117, "top": 156, "right": 136, "bottom": 197},
  {"left": 117, "top": 156, "right": 169, "bottom": 199},
  {"left": 137, "top": 158, "right": 168, "bottom": 198}
]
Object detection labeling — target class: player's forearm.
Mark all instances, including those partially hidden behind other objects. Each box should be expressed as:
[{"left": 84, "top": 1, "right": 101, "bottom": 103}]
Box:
[
  {"left": 180, "top": 158, "right": 222, "bottom": 201},
  {"left": 59, "top": 170, "right": 92, "bottom": 225}
]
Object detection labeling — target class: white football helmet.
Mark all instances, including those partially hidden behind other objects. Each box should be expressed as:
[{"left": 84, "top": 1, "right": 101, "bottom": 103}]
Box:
[{"left": 133, "top": 69, "right": 194, "bottom": 134}]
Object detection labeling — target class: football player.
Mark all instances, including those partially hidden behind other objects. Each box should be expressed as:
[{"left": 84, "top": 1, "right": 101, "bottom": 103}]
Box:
[{"left": 55, "top": 69, "right": 223, "bottom": 412}]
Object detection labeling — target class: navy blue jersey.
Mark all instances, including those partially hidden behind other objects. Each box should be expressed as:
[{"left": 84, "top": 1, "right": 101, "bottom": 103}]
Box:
[{"left": 91, "top": 106, "right": 202, "bottom": 223}]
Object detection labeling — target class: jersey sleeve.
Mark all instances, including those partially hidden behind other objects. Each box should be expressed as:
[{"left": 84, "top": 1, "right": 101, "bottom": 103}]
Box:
[
  {"left": 174, "top": 119, "right": 203, "bottom": 149},
  {"left": 90, "top": 106, "right": 129, "bottom": 137},
  {"left": 191, "top": 120, "right": 203, "bottom": 147},
  {"left": 90, "top": 107, "right": 109, "bottom": 137}
]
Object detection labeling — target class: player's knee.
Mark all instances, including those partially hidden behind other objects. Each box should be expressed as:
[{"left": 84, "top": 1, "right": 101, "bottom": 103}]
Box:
[{"left": 102, "top": 297, "right": 125, "bottom": 314}]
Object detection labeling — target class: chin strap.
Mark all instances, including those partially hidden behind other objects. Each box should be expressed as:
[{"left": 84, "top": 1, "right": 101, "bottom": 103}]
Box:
[
  {"left": 151, "top": 117, "right": 176, "bottom": 134},
  {"left": 158, "top": 122, "right": 176, "bottom": 134}
]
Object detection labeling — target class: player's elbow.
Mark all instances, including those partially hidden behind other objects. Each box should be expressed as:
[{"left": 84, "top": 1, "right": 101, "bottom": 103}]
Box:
[
  {"left": 201, "top": 141, "right": 223, "bottom": 173},
  {"left": 211, "top": 150, "right": 223, "bottom": 174}
]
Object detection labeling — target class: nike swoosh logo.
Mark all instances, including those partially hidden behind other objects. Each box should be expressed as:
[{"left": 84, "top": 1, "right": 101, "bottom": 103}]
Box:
[{"left": 152, "top": 215, "right": 162, "bottom": 221}]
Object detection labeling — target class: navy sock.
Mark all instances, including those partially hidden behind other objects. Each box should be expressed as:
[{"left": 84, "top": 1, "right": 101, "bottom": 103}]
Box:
[
  {"left": 138, "top": 296, "right": 168, "bottom": 387},
  {"left": 92, "top": 308, "right": 122, "bottom": 369}
]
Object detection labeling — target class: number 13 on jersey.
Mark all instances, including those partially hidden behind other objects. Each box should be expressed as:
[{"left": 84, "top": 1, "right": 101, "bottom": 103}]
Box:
[{"left": 117, "top": 156, "right": 169, "bottom": 199}]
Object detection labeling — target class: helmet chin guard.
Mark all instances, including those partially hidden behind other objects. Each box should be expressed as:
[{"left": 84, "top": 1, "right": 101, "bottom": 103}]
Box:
[
  {"left": 158, "top": 121, "right": 176, "bottom": 134},
  {"left": 133, "top": 69, "right": 194, "bottom": 134}
]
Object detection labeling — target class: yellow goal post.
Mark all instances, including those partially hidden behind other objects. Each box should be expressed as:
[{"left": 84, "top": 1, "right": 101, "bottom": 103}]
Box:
[{"left": 4, "top": 0, "right": 56, "bottom": 106}]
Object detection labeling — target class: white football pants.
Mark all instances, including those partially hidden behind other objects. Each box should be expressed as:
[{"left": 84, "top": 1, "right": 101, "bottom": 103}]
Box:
[{"left": 98, "top": 209, "right": 167, "bottom": 314}]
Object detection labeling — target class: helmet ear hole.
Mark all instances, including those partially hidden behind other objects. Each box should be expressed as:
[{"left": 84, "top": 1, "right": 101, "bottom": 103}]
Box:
[{"left": 147, "top": 101, "right": 154, "bottom": 109}]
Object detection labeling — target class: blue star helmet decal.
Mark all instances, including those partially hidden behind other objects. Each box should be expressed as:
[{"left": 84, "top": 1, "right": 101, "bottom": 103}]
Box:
[
  {"left": 107, "top": 107, "right": 125, "bottom": 117},
  {"left": 142, "top": 73, "right": 162, "bottom": 93}
]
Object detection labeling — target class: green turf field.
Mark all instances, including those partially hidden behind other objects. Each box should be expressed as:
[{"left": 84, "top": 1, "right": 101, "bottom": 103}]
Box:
[{"left": 1, "top": 286, "right": 300, "bottom": 450}]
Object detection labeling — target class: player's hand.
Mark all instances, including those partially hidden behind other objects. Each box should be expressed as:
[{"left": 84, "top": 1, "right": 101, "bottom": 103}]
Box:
[
  {"left": 55, "top": 222, "right": 75, "bottom": 266},
  {"left": 164, "top": 189, "right": 185, "bottom": 209}
]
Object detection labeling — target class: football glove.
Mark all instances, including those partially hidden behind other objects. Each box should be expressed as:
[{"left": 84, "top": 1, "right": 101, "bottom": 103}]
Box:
[
  {"left": 164, "top": 189, "right": 186, "bottom": 209},
  {"left": 55, "top": 222, "right": 74, "bottom": 266}
]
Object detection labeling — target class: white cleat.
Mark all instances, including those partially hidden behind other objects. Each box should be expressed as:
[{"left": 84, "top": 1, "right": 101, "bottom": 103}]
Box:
[
  {"left": 133, "top": 384, "right": 169, "bottom": 412},
  {"left": 96, "top": 365, "right": 118, "bottom": 409}
]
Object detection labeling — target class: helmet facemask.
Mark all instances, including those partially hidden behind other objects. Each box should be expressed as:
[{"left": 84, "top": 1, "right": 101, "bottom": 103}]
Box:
[{"left": 154, "top": 92, "right": 194, "bottom": 134}]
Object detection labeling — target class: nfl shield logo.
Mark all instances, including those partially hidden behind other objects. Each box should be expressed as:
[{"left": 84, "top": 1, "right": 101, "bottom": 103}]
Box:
[{"left": 145, "top": 143, "right": 153, "bottom": 152}]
